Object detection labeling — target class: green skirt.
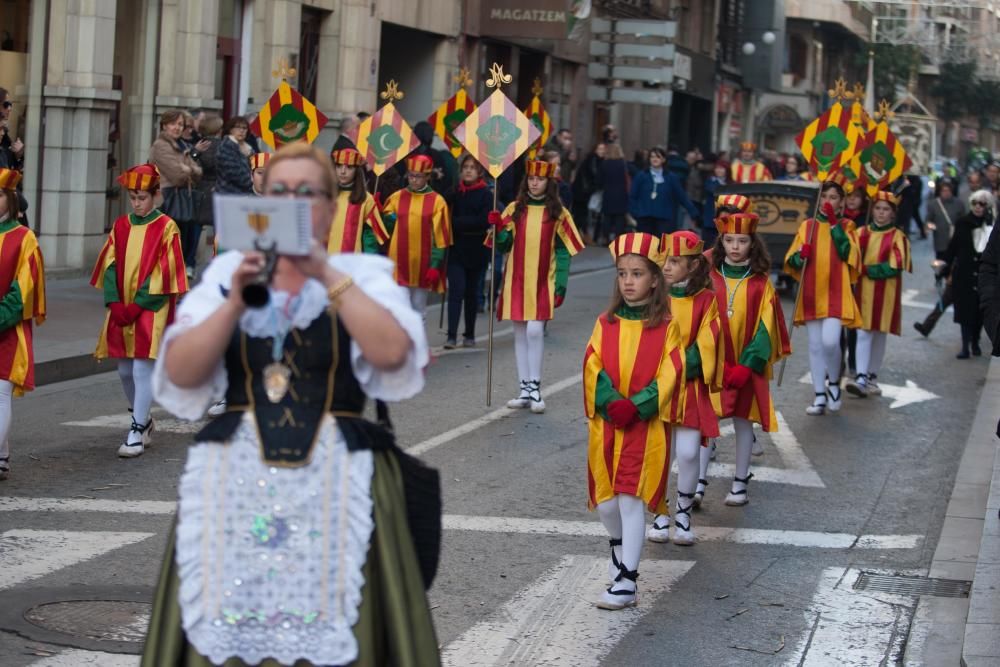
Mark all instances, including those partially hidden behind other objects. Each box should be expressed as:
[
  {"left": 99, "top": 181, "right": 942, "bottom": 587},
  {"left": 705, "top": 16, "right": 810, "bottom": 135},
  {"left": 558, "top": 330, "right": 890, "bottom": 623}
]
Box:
[{"left": 141, "top": 450, "right": 441, "bottom": 667}]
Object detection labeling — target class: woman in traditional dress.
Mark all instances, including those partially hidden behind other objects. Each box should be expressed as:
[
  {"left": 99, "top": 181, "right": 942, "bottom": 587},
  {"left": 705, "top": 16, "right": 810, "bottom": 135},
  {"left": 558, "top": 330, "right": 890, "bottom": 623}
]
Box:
[{"left": 143, "top": 142, "right": 440, "bottom": 666}]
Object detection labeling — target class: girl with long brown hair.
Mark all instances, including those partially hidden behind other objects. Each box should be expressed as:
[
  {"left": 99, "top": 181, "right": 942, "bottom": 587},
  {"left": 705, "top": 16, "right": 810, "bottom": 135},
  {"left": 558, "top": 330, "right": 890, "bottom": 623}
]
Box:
[{"left": 327, "top": 147, "right": 388, "bottom": 254}]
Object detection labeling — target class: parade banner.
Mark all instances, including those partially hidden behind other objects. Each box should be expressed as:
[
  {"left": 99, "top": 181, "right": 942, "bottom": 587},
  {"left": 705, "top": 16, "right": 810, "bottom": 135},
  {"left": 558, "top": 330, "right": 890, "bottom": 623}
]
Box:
[
  {"left": 355, "top": 81, "right": 420, "bottom": 176},
  {"left": 841, "top": 101, "right": 913, "bottom": 197},
  {"left": 795, "top": 100, "right": 868, "bottom": 181},
  {"left": 251, "top": 80, "right": 329, "bottom": 150},
  {"left": 454, "top": 88, "right": 541, "bottom": 178},
  {"left": 428, "top": 88, "right": 477, "bottom": 159},
  {"left": 524, "top": 79, "right": 552, "bottom": 159}
]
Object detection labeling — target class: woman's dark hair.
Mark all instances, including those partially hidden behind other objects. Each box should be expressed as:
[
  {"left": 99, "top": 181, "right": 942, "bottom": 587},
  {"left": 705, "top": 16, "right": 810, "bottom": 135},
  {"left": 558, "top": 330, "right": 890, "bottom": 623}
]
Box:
[
  {"left": 460, "top": 154, "right": 482, "bottom": 173},
  {"left": 198, "top": 112, "right": 224, "bottom": 137},
  {"left": 681, "top": 253, "right": 713, "bottom": 295},
  {"left": 222, "top": 115, "right": 249, "bottom": 137},
  {"left": 513, "top": 174, "right": 562, "bottom": 221},
  {"left": 606, "top": 255, "right": 670, "bottom": 327},
  {"left": 648, "top": 146, "right": 667, "bottom": 161},
  {"left": 821, "top": 180, "right": 845, "bottom": 198},
  {"left": 335, "top": 163, "right": 368, "bottom": 205},
  {"left": 710, "top": 232, "right": 772, "bottom": 275},
  {"left": 0, "top": 188, "right": 20, "bottom": 221}
]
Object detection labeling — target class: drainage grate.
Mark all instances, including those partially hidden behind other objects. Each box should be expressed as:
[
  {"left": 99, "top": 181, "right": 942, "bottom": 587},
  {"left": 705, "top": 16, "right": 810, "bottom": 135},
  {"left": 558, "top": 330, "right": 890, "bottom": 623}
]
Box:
[
  {"left": 853, "top": 571, "right": 971, "bottom": 598},
  {"left": 24, "top": 600, "right": 151, "bottom": 642}
]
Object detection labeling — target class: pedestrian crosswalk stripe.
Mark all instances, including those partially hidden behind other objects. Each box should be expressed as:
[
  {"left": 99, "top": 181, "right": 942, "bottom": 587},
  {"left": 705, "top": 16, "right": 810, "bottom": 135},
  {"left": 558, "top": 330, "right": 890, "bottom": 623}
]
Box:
[
  {"left": 28, "top": 649, "right": 139, "bottom": 667},
  {"left": 441, "top": 555, "right": 695, "bottom": 667}
]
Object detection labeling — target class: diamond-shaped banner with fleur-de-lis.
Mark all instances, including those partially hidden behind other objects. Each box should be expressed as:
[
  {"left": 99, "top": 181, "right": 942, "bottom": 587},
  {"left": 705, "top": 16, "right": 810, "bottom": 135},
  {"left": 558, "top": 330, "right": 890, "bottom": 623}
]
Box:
[
  {"left": 355, "top": 80, "right": 421, "bottom": 175},
  {"left": 453, "top": 66, "right": 540, "bottom": 178}
]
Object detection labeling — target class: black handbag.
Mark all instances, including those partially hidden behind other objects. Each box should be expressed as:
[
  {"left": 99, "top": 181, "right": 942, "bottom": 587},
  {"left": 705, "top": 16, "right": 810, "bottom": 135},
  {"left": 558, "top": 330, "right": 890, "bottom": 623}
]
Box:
[{"left": 161, "top": 185, "right": 200, "bottom": 224}]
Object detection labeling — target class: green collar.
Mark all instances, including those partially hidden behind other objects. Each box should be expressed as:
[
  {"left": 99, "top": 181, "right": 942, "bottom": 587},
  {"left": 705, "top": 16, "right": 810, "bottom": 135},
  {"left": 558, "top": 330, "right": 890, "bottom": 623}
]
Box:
[
  {"left": 615, "top": 302, "right": 647, "bottom": 320},
  {"left": 720, "top": 262, "right": 753, "bottom": 278},
  {"left": 0, "top": 218, "right": 19, "bottom": 233},
  {"left": 408, "top": 185, "right": 434, "bottom": 194},
  {"left": 869, "top": 220, "right": 895, "bottom": 231},
  {"left": 129, "top": 209, "right": 162, "bottom": 226},
  {"left": 527, "top": 197, "right": 547, "bottom": 206},
  {"left": 669, "top": 285, "right": 688, "bottom": 298}
]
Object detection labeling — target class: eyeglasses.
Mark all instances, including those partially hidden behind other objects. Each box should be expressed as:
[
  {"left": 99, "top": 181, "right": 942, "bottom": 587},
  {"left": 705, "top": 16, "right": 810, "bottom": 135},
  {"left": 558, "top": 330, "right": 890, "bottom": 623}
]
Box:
[
  {"left": 1, "top": 101, "right": 11, "bottom": 109},
  {"left": 266, "top": 183, "right": 330, "bottom": 199},
  {"left": 972, "top": 201, "right": 988, "bottom": 207}
]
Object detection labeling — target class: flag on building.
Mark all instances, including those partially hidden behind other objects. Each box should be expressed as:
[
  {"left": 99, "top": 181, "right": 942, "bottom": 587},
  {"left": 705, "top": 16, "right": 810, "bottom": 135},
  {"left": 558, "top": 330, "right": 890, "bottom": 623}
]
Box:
[
  {"left": 523, "top": 91, "right": 552, "bottom": 159},
  {"left": 454, "top": 89, "right": 541, "bottom": 178},
  {"left": 795, "top": 101, "right": 868, "bottom": 181},
  {"left": 251, "top": 80, "right": 328, "bottom": 150},
  {"left": 355, "top": 102, "right": 420, "bottom": 176},
  {"left": 428, "top": 89, "right": 477, "bottom": 158},
  {"left": 841, "top": 121, "right": 913, "bottom": 197}
]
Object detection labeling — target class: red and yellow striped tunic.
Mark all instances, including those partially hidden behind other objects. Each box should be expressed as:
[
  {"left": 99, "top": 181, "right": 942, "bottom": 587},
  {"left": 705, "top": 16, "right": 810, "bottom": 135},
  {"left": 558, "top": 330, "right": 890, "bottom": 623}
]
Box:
[
  {"left": 384, "top": 188, "right": 451, "bottom": 292},
  {"left": 730, "top": 161, "right": 773, "bottom": 183},
  {"left": 0, "top": 223, "right": 45, "bottom": 396},
  {"left": 783, "top": 219, "right": 863, "bottom": 326},
  {"left": 584, "top": 314, "right": 685, "bottom": 512},
  {"left": 326, "top": 189, "right": 388, "bottom": 254},
  {"left": 708, "top": 271, "right": 791, "bottom": 431},
  {"left": 91, "top": 213, "right": 188, "bottom": 360},
  {"left": 852, "top": 224, "right": 912, "bottom": 334},
  {"left": 666, "top": 288, "right": 723, "bottom": 437},
  {"left": 496, "top": 202, "right": 585, "bottom": 322}
]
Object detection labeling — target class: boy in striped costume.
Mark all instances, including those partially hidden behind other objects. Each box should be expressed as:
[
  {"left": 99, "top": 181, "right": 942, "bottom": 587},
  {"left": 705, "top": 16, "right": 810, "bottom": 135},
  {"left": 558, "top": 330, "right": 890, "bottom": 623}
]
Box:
[
  {"left": 383, "top": 154, "right": 452, "bottom": 315},
  {"left": 327, "top": 147, "right": 388, "bottom": 254},
  {"left": 0, "top": 168, "right": 45, "bottom": 480},
  {"left": 92, "top": 164, "right": 188, "bottom": 457},
  {"left": 784, "top": 177, "right": 862, "bottom": 415},
  {"left": 730, "top": 142, "right": 773, "bottom": 183},
  {"left": 846, "top": 190, "right": 911, "bottom": 398},
  {"left": 489, "top": 159, "right": 585, "bottom": 413}
]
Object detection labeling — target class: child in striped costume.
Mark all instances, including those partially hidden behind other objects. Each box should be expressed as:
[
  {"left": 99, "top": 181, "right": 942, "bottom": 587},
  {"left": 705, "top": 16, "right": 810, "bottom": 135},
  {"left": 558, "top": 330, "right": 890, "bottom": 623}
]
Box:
[
  {"left": 489, "top": 159, "right": 585, "bottom": 413},
  {"left": 647, "top": 231, "right": 723, "bottom": 546},
  {"left": 92, "top": 164, "right": 188, "bottom": 457},
  {"left": 845, "top": 190, "right": 911, "bottom": 398},
  {"left": 585, "top": 232, "right": 684, "bottom": 609},
  {"left": 327, "top": 147, "right": 388, "bottom": 255}
]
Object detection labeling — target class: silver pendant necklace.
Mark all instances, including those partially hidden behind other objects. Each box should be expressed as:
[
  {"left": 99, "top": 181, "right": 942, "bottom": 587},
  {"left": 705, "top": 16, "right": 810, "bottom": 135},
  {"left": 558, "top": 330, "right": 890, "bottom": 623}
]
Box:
[{"left": 723, "top": 264, "right": 753, "bottom": 318}]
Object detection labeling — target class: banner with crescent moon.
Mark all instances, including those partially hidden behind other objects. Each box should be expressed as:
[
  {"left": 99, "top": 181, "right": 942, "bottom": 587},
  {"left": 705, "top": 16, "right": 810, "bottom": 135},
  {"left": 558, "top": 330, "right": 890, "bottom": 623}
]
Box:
[
  {"left": 251, "top": 81, "right": 329, "bottom": 150},
  {"left": 355, "top": 102, "right": 420, "bottom": 175},
  {"left": 428, "top": 89, "right": 477, "bottom": 159},
  {"left": 453, "top": 89, "right": 541, "bottom": 178}
]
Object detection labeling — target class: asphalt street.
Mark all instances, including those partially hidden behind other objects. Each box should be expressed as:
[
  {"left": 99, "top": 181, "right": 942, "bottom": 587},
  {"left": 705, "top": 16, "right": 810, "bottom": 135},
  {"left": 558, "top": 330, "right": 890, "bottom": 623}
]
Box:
[{"left": 0, "top": 237, "right": 989, "bottom": 666}]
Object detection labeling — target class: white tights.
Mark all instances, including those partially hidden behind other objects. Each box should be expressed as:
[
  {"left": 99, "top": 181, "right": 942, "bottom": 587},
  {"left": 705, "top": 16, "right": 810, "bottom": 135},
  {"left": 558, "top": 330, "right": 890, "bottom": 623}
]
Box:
[
  {"left": 0, "top": 379, "right": 12, "bottom": 462},
  {"left": 805, "top": 318, "right": 843, "bottom": 394},
  {"left": 597, "top": 493, "right": 645, "bottom": 588},
  {"left": 409, "top": 288, "right": 429, "bottom": 318},
  {"left": 700, "top": 418, "right": 754, "bottom": 489},
  {"left": 512, "top": 321, "right": 545, "bottom": 384},
  {"left": 118, "top": 359, "right": 155, "bottom": 445},
  {"left": 673, "top": 426, "right": 702, "bottom": 503},
  {"left": 855, "top": 330, "right": 887, "bottom": 377}
]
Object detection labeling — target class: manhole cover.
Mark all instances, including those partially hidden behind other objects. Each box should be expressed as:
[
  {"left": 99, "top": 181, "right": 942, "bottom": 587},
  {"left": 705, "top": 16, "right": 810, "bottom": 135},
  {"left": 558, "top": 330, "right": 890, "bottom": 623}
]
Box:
[
  {"left": 25, "top": 600, "right": 151, "bottom": 642},
  {"left": 853, "top": 572, "right": 971, "bottom": 598}
]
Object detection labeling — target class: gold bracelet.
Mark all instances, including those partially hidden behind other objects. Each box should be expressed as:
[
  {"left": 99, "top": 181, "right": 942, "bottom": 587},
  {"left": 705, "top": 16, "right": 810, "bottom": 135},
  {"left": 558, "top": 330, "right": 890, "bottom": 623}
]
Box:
[{"left": 327, "top": 276, "right": 355, "bottom": 310}]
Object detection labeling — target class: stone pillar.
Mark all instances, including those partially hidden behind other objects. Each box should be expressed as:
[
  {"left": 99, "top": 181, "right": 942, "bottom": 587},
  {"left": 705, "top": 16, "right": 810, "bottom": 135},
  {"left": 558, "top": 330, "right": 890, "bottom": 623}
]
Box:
[
  {"left": 335, "top": 0, "right": 381, "bottom": 117},
  {"left": 157, "top": 0, "right": 221, "bottom": 111},
  {"left": 37, "top": 0, "right": 120, "bottom": 269}
]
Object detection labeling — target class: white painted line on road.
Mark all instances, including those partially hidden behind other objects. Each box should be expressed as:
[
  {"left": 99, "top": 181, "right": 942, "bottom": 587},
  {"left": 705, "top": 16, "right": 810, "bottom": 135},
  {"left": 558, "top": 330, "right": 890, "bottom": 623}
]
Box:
[
  {"left": 798, "top": 373, "right": 939, "bottom": 409},
  {"left": 404, "top": 374, "right": 581, "bottom": 456},
  {"left": 0, "top": 496, "right": 177, "bottom": 515},
  {"left": 28, "top": 649, "right": 138, "bottom": 667},
  {"left": 0, "top": 529, "right": 155, "bottom": 591},
  {"left": 783, "top": 567, "right": 916, "bottom": 666},
  {"left": 684, "top": 411, "right": 826, "bottom": 488},
  {"left": 441, "top": 555, "right": 695, "bottom": 667},
  {"left": 62, "top": 409, "right": 203, "bottom": 434},
  {"left": 430, "top": 327, "right": 513, "bottom": 356},
  {"left": 442, "top": 514, "right": 921, "bottom": 550},
  {"left": 901, "top": 288, "right": 937, "bottom": 311}
]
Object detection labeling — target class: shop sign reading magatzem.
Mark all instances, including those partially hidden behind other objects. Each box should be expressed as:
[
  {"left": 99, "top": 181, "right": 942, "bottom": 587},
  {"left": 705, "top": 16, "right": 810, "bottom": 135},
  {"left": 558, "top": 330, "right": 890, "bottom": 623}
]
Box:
[{"left": 480, "top": 0, "right": 570, "bottom": 40}]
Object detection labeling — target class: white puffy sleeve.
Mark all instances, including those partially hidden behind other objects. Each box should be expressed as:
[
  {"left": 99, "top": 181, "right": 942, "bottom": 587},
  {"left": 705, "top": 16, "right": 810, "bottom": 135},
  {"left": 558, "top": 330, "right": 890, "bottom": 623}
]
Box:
[
  {"left": 151, "top": 251, "right": 242, "bottom": 420},
  {"left": 328, "top": 253, "right": 428, "bottom": 401}
]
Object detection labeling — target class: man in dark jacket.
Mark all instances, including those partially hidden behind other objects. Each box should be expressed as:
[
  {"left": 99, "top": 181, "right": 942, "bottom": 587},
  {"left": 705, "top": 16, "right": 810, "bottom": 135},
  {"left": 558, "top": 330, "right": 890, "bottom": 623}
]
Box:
[{"left": 979, "top": 222, "right": 1000, "bottom": 355}]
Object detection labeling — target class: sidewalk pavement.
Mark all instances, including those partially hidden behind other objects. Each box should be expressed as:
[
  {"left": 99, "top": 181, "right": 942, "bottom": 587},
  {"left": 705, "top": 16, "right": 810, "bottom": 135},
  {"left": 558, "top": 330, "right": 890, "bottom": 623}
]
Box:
[{"left": 31, "top": 245, "right": 614, "bottom": 387}]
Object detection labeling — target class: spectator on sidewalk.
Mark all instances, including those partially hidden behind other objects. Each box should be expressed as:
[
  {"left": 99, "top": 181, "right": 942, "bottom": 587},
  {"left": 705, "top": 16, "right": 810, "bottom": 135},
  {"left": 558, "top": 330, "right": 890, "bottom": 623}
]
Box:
[
  {"left": 0, "top": 87, "right": 23, "bottom": 171},
  {"left": 149, "top": 110, "right": 203, "bottom": 276},
  {"left": 192, "top": 112, "right": 223, "bottom": 232},
  {"left": 943, "top": 189, "right": 994, "bottom": 358},
  {"left": 979, "top": 220, "right": 1000, "bottom": 356},
  {"left": 597, "top": 143, "right": 631, "bottom": 244},
  {"left": 572, "top": 142, "right": 604, "bottom": 244},
  {"left": 629, "top": 146, "right": 700, "bottom": 236}
]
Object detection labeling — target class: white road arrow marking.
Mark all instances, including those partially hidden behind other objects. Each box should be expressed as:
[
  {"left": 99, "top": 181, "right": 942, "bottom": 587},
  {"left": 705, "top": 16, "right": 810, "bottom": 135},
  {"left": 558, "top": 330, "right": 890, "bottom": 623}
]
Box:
[
  {"left": 441, "top": 555, "right": 695, "bottom": 667},
  {"left": 62, "top": 409, "right": 204, "bottom": 434},
  {"left": 0, "top": 529, "right": 155, "bottom": 591},
  {"left": 678, "top": 411, "right": 826, "bottom": 488},
  {"left": 901, "top": 288, "right": 939, "bottom": 311},
  {"left": 783, "top": 567, "right": 917, "bottom": 666},
  {"left": 798, "top": 373, "right": 939, "bottom": 409}
]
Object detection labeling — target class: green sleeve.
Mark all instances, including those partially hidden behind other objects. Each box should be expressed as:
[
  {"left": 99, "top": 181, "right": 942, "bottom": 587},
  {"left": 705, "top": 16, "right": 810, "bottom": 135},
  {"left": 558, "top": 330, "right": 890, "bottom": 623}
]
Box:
[
  {"left": 429, "top": 245, "right": 445, "bottom": 269},
  {"left": 382, "top": 212, "right": 397, "bottom": 236},
  {"left": 830, "top": 224, "right": 851, "bottom": 261},
  {"left": 738, "top": 320, "right": 772, "bottom": 374},
  {"left": 685, "top": 343, "right": 702, "bottom": 380},
  {"left": 554, "top": 237, "right": 570, "bottom": 297},
  {"left": 787, "top": 251, "right": 805, "bottom": 270},
  {"left": 103, "top": 264, "right": 119, "bottom": 306},
  {"left": 361, "top": 225, "right": 381, "bottom": 254},
  {"left": 0, "top": 279, "right": 24, "bottom": 331},
  {"left": 495, "top": 227, "right": 514, "bottom": 253},
  {"left": 133, "top": 274, "right": 168, "bottom": 311},
  {"left": 865, "top": 261, "right": 901, "bottom": 280},
  {"left": 595, "top": 369, "right": 625, "bottom": 421},
  {"left": 630, "top": 380, "right": 660, "bottom": 421}
]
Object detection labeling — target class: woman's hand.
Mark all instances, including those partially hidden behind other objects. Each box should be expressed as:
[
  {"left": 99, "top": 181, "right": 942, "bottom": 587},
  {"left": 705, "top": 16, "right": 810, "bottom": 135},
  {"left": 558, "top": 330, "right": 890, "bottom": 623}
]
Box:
[
  {"left": 195, "top": 139, "right": 212, "bottom": 153},
  {"left": 228, "top": 251, "right": 266, "bottom": 308},
  {"left": 289, "top": 241, "right": 338, "bottom": 283}
]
